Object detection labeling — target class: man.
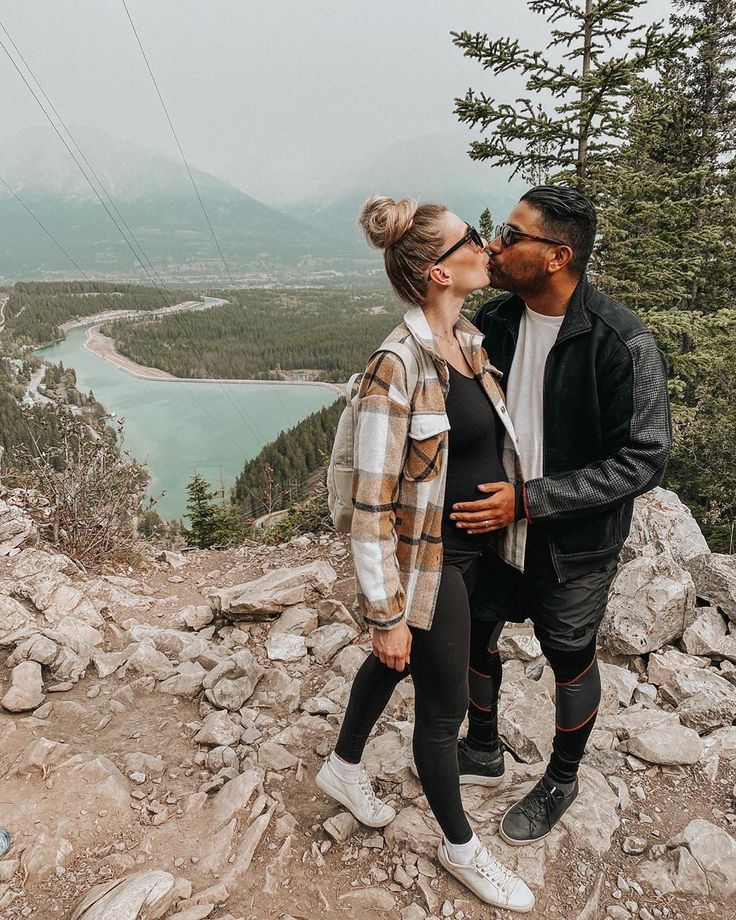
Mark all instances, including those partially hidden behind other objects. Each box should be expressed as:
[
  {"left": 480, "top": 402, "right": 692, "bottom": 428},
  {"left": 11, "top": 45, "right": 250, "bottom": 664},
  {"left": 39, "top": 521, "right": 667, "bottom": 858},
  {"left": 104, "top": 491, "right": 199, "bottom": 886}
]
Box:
[{"left": 449, "top": 185, "right": 671, "bottom": 844}]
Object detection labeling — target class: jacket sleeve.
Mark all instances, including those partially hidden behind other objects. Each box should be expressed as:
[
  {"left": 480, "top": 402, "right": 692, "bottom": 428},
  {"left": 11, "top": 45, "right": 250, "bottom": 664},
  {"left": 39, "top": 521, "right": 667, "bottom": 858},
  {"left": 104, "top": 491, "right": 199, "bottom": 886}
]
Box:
[
  {"left": 524, "top": 331, "right": 672, "bottom": 522},
  {"left": 350, "top": 350, "right": 411, "bottom": 629}
]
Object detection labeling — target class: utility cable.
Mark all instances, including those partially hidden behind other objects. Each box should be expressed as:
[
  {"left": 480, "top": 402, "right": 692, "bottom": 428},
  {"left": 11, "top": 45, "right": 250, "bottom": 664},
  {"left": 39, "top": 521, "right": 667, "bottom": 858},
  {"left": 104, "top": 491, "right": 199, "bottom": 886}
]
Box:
[
  {"left": 0, "top": 22, "right": 271, "bottom": 450},
  {"left": 120, "top": 0, "right": 237, "bottom": 288},
  {"left": 0, "top": 173, "right": 90, "bottom": 280}
]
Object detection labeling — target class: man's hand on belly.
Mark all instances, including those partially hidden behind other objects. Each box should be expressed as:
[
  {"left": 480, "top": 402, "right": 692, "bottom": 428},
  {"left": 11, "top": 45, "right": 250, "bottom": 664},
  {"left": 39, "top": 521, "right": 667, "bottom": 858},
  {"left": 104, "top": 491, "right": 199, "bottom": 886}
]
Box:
[{"left": 450, "top": 482, "right": 516, "bottom": 533}]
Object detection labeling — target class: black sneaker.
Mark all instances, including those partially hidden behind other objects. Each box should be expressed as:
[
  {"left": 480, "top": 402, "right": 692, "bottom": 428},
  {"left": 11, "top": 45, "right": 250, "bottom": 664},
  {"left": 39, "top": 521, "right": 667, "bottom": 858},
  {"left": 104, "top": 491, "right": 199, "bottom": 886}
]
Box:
[
  {"left": 458, "top": 738, "right": 505, "bottom": 787},
  {"left": 500, "top": 774, "right": 578, "bottom": 845}
]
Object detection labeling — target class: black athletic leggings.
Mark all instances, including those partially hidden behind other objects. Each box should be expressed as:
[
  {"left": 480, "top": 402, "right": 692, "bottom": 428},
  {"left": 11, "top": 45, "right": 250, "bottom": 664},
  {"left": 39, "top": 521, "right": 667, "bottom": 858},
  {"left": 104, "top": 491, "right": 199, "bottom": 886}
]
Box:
[
  {"left": 467, "top": 620, "right": 601, "bottom": 785},
  {"left": 335, "top": 562, "right": 474, "bottom": 844}
]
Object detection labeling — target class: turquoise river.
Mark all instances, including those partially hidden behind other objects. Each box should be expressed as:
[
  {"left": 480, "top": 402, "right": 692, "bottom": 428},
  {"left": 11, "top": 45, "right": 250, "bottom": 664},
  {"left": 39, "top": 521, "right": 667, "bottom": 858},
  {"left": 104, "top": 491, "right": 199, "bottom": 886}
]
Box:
[{"left": 36, "top": 311, "right": 338, "bottom": 521}]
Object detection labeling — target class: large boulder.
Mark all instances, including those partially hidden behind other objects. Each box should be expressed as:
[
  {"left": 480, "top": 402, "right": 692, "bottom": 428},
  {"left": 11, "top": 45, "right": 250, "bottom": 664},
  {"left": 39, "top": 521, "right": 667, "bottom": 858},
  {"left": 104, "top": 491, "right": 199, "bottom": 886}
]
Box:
[
  {"left": 0, "top": 497, "right": 38, "bottom": 556},
  {"left": 681, "top": 607, "right": 736, "bottom": 662},
  {"left": 70, "top": 870, "right": 182, "bottom": 920},
  {"left": 622, "top": 488, "right": 709, "bottom": 566},
  {"left": 600, "top": 554, "right": 695, "bottom": 655},
  {"left": 0, "top": 596, "right": 36, "bottom": 642},
  {"left": 620, "top": 721, "right": 702, "bottom": 764},
  {"left": 209, "top": 561, "right": 337, "bottom": 620},
  {"left": 685, "top": 553, "right": 736, "bottom": 622},
  {"left": 1, "top": 660, "right": 44, "bottom": 712},
  {"left": 637, "top": 819, "right": 736, "bottom": 901}
]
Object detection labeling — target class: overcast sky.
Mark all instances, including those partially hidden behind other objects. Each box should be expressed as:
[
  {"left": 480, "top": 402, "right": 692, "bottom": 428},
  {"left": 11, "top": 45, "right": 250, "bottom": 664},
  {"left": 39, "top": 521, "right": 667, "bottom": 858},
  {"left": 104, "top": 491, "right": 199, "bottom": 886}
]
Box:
[{"left": 0, "top": 0, "right": 673, "bottom": 202}]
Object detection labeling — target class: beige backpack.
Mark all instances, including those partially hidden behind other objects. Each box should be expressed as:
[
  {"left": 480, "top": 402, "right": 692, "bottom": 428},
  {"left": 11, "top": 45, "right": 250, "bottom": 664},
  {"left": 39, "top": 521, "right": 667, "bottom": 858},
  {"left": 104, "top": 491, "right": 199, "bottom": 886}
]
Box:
[{"left": 327, "top": 342, "right": 419, "bottom": 533}]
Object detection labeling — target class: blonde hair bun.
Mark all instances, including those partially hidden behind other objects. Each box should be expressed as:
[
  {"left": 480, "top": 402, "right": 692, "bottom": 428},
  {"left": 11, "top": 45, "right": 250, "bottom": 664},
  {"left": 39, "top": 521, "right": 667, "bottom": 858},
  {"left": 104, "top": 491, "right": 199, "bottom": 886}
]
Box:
[{"left": 358, "top": 195, "right": 418, "bottom": 249}]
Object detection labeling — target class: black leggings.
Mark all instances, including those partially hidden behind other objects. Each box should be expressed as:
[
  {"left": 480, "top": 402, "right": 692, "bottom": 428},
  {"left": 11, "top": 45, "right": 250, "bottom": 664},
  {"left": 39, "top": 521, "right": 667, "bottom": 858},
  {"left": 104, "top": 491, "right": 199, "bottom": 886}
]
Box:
[
  {"left": 467, "top": 620, "right": 600, "bottom": 785},
  {"left": 335, "top": 563, "right": 474, "bottom": 844}
]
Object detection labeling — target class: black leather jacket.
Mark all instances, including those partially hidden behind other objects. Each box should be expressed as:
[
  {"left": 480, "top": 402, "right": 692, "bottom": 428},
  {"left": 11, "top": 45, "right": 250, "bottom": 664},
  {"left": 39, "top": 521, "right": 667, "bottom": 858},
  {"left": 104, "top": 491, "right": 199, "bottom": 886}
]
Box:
[{"left": 474, "top": 276, "right": 672, "bottom": 581}]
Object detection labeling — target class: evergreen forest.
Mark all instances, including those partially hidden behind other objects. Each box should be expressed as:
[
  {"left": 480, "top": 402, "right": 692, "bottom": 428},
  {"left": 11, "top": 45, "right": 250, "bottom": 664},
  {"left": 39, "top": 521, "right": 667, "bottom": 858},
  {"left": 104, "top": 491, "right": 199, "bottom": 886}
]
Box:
[{"left": 102, "top": 289, "right": 402, "bottom": 382}]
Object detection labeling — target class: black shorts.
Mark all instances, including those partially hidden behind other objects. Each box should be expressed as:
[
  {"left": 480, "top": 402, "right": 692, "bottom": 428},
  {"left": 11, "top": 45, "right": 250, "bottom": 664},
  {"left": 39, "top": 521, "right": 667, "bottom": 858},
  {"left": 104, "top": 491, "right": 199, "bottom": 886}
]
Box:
[{"left": 469, "top": 527, "right": 618, "bottom": 651}]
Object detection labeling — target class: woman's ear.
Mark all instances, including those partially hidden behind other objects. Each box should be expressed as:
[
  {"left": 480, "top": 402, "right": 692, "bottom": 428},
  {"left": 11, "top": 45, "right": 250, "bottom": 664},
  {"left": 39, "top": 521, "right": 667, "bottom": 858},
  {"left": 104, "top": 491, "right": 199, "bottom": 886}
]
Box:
[{"left": 428, "top": 264, "right": 453, "bottom": 288}]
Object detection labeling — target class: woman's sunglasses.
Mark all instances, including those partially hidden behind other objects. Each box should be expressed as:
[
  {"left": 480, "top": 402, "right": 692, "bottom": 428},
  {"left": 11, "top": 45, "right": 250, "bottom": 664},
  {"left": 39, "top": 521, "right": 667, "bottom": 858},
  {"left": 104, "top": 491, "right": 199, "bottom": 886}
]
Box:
[{"left": 433, "top": 224, "right": 485, "bottom": 267}]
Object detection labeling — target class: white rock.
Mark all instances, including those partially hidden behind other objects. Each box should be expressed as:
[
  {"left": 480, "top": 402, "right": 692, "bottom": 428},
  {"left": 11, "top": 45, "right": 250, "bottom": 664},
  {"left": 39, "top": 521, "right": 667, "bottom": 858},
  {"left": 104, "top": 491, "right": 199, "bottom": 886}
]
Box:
[
  {"left": 257, "top": 742, "right": 298, "bottom": 771},
  {"left": 70, "top": 870, "right": 180, "bottom": 920},
  {"left": 194, "top": 711, "right": 243, "bottom": 747},
  {"left": 499, "top": 632, "right": 543, "bottom": 662},
  {"left": 498, "top": 668, "right": 555, "bottom": 763},
  {"left": 211, "top": 769, "right": 263, "bottom": 827},
  {"left": 622, "top": 488, "right": 710, "bottom": 566},
  {"left": 385, "top": 806, "right": 441, "bottom": 858},
  {"left": 265, "top": 632, "right": 307, "bottom": 662},
  {"left": 210, "top": 561, "right": 337, "bottom": 620},
  {"left": 269, "top": 606, "right": 318, "bottom": 636},
  {"left": 681, "top": 607, "right": 736, "bottom": 660},
  {"left": 323, "top": 811, "right": 358, "bottom": 843},
  {"left": 621, "top": 722, "right": 702, "bottom": 765},
  {"left": 1, "top": 660, "right": 44, "bottom": 712},
  {"left": 332, "top": 644, "right": 368, "bottom": 678},
  {"left": 123, "top": 643, "right": 176, "bottom": 680},
  {"left": 159, "top": 661, "right": 207, "bottom": 698},
  {"left": 647, "top": 647, "right": 709, "bottom": 686},
  {"left": 306, "top": 623, "right": 359, "bottom": 664},
  {"left": 0, "top": 496, "right": 38, "bottom": 555},
  {"left": 637, "top": 819, "right": 736, "bottom": 901},
  {"left": 5, "top": 633, "right": 58, "bottom": 667},
  {"left": 251, "top": 667, "right": 301, "bottom": 711},
  {"left": 601, "top": 554, "right": 696, "bottom": 655},
  {"left": 676, "top": 690, "right": 736, "bottom": 733},
  {"left": 599, "top": 662, "right": 639, "bottom": 707},
  {"left": 338, "top": 888, "right": 396, "bottom": 912},
  {"left": 0, "top": 595, "right": 35, "bottom": 641},
  {"left": 316, "top": 598, "right": 358, "bottom": 628},
  {"left": 686, "top": 553, "right": 736, "bottom": 622},
  {"left": 178, "top": 605, "right": 213, "bottom": 631}
]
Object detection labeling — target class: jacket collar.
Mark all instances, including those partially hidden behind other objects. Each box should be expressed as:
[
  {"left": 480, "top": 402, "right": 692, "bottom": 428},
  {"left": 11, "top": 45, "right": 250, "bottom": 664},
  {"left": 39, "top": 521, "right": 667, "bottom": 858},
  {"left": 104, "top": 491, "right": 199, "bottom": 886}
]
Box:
[
  {"left": 493, "top": 276, "right": 592, "bottom": 342},
  {"left": 403, "top": 305, "right": 489, "bottom": 375}
]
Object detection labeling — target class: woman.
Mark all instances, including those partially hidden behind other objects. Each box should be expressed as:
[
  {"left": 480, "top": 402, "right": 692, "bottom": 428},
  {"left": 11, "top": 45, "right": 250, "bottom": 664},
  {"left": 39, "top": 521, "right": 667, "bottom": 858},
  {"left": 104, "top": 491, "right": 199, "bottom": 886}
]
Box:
[{"left": 315, "top": 196, "right": 534, "bottom": 913}]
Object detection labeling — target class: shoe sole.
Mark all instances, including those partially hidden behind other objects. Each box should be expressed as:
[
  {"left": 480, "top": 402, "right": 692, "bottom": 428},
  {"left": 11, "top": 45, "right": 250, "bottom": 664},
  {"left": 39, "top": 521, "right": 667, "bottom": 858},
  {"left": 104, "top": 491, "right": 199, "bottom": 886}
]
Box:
[
  {"left": 315, "top": 771, "right": 395, "bottom": 829},
  {"left": 411, "top": 763, "right": 505, "bottom": 788},
  {"left": 459, "top": 772, "right": 505, "bottom": 788},
  {"left": 437, "top": 845, "right": 535, "bottom": 913}
]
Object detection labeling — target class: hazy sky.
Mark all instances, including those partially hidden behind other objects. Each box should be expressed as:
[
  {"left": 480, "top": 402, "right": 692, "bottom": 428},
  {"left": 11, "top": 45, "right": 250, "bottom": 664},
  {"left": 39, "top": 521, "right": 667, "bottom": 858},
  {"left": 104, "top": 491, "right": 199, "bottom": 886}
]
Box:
[{"left": 0, "top": 0, "right": 673, "bottom": 202}]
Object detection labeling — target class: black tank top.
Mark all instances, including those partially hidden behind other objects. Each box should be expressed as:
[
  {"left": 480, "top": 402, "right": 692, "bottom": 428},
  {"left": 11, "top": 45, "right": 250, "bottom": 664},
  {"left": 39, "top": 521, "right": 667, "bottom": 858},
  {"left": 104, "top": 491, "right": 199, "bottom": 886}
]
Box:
[{"left": 442, "top": 363, "right": 507, "bottom": 558}]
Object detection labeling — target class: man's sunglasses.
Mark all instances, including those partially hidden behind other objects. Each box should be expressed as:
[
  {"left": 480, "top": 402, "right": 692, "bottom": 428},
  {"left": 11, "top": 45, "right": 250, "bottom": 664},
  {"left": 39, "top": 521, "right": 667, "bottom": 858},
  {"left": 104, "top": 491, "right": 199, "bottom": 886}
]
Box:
[
  {"left": 433, "top": 224, "right": 485, "bottom": 267},
  {"left": 494, "top": 223, "right": 569, "bottom": 249}
]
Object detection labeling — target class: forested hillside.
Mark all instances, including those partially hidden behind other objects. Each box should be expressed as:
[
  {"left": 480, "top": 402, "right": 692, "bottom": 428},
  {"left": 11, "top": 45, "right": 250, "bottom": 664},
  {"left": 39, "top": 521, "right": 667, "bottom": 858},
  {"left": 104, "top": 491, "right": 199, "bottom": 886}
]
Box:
[
  {"left": 1, "top": 281, "right": 186, "bottom": 347},
  {"left": 233, "top": 400, "right": 342, "bottom": 518},
  {"left": 103, "top": 289, "right": 402, "bottom": 382}
]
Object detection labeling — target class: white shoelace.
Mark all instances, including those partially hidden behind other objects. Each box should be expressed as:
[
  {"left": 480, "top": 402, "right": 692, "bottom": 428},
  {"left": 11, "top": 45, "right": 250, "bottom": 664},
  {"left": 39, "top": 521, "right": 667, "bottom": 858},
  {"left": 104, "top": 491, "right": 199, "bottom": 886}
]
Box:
[
  {"left": 357, "top": 769, "right": 385, "bottom": 816},
  {"left": 474, "top": 847, "right": 518, "bottom": 894}
]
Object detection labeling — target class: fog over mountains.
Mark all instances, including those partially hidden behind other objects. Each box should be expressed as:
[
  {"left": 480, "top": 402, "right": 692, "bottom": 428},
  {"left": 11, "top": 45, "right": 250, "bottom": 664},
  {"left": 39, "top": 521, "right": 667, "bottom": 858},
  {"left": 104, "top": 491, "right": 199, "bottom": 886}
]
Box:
[{"left": 0, "top": 125, "right": 522, "bottom": 282}]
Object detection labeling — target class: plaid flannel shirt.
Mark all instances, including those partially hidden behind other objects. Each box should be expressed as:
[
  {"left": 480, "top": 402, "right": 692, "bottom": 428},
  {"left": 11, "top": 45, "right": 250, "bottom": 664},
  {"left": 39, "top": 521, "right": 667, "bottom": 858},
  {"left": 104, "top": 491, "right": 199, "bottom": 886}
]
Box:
[{"left": 351, "top": 306, "right": 525, "bottom": 631}]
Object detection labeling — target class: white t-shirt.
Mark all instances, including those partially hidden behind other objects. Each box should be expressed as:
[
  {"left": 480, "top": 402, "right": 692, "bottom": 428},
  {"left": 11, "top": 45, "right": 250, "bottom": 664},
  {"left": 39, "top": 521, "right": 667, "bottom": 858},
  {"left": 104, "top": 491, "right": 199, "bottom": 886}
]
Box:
[{"left": 506, "top": 305, "right": 565, "bottom": 482}]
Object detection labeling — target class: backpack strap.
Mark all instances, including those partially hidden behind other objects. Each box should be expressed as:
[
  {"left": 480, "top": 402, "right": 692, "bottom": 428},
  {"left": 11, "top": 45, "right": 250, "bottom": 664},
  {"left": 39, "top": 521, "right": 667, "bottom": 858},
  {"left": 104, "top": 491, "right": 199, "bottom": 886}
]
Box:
[{"left": 372, "top": 341, "right": 420, "bottom": 406}]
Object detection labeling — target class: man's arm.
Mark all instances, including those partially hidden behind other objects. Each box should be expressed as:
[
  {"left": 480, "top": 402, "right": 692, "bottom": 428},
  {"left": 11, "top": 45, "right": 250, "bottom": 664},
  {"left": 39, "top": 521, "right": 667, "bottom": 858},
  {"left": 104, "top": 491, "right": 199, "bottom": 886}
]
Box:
[{"left": 523, "top": 331, "right": 671, "bottom": 523}]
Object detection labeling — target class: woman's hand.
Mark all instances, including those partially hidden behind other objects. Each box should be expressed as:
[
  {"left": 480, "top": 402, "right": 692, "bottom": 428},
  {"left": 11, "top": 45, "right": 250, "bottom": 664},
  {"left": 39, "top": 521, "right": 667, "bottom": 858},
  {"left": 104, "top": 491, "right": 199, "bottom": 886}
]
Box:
[{"left": 372, "top": 621, "right": 412, "bottom": 672}]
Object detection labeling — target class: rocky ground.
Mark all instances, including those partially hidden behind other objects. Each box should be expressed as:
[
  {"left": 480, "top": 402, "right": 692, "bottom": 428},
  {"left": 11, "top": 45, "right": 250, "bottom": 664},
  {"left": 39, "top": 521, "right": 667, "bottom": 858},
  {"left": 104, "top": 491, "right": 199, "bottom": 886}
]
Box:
[{"left": 0, "top": 487, "right": 735, "bottom": 920}]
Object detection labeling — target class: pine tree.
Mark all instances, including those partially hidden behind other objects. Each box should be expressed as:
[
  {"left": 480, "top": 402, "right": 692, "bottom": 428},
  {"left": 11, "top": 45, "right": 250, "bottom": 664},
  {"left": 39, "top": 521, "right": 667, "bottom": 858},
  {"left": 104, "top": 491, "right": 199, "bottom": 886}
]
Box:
[
  {"left": 452, "top": 0, "right": 681, "bottom": 192},
  {"left": 597, "top": 0, "right": 736, "bottom": 311},
  {"left": 184, "top": 473, "right": 219, "bottom": 548}
]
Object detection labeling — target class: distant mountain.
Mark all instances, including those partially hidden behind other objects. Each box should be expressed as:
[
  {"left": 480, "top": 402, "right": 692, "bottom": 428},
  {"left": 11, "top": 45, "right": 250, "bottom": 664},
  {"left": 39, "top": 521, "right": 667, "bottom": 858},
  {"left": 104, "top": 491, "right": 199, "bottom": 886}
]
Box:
[
  {"left": 282, "top": 132, "right": 527, "bottom": 247},
  {"left": 0, "top": 126, "right": 358, "bottom": 282}
]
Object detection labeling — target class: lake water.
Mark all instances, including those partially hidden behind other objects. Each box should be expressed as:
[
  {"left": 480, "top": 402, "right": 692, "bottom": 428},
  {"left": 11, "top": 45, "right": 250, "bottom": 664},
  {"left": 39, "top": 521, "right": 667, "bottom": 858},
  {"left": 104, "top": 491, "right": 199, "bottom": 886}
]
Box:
[{"left": 36, "top": 315, "right": 338, "bottom": 521}]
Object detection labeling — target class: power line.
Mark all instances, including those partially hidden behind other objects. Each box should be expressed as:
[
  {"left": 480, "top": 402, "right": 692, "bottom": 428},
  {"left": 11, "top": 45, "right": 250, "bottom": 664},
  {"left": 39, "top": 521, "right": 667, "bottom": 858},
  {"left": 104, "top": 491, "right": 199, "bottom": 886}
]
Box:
[
  {"left": 118, "top": 2, "right": 294, "bottom": 429},
  {"left": 0, "top": 21, "right": 272, "bottom": 450},
  {"left": 0, "top": 21, "right": 168, "bottom": 294},
  {"left": 0, "top": 173, "right": 90, "bottom": 279},
  {"left": 120, "top": 0, "right": 237, "bottom": 288}
]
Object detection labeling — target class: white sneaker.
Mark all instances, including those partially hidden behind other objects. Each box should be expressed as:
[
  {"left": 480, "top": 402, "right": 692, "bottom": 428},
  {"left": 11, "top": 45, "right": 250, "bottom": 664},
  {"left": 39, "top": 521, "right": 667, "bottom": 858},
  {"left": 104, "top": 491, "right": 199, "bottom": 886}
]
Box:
[
  {"left": 315, "top": 760, "right": 396, "bottom": 828},
  {"left": 437, "top": 840, "right": 535, "bottom": 913}
]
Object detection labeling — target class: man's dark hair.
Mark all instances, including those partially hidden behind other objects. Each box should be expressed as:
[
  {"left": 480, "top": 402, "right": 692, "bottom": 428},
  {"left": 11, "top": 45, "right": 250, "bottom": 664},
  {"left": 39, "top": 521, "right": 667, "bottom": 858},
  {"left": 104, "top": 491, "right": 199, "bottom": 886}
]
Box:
[{"left": 520, "top": 185, "right": 597, "bottom": 276}]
